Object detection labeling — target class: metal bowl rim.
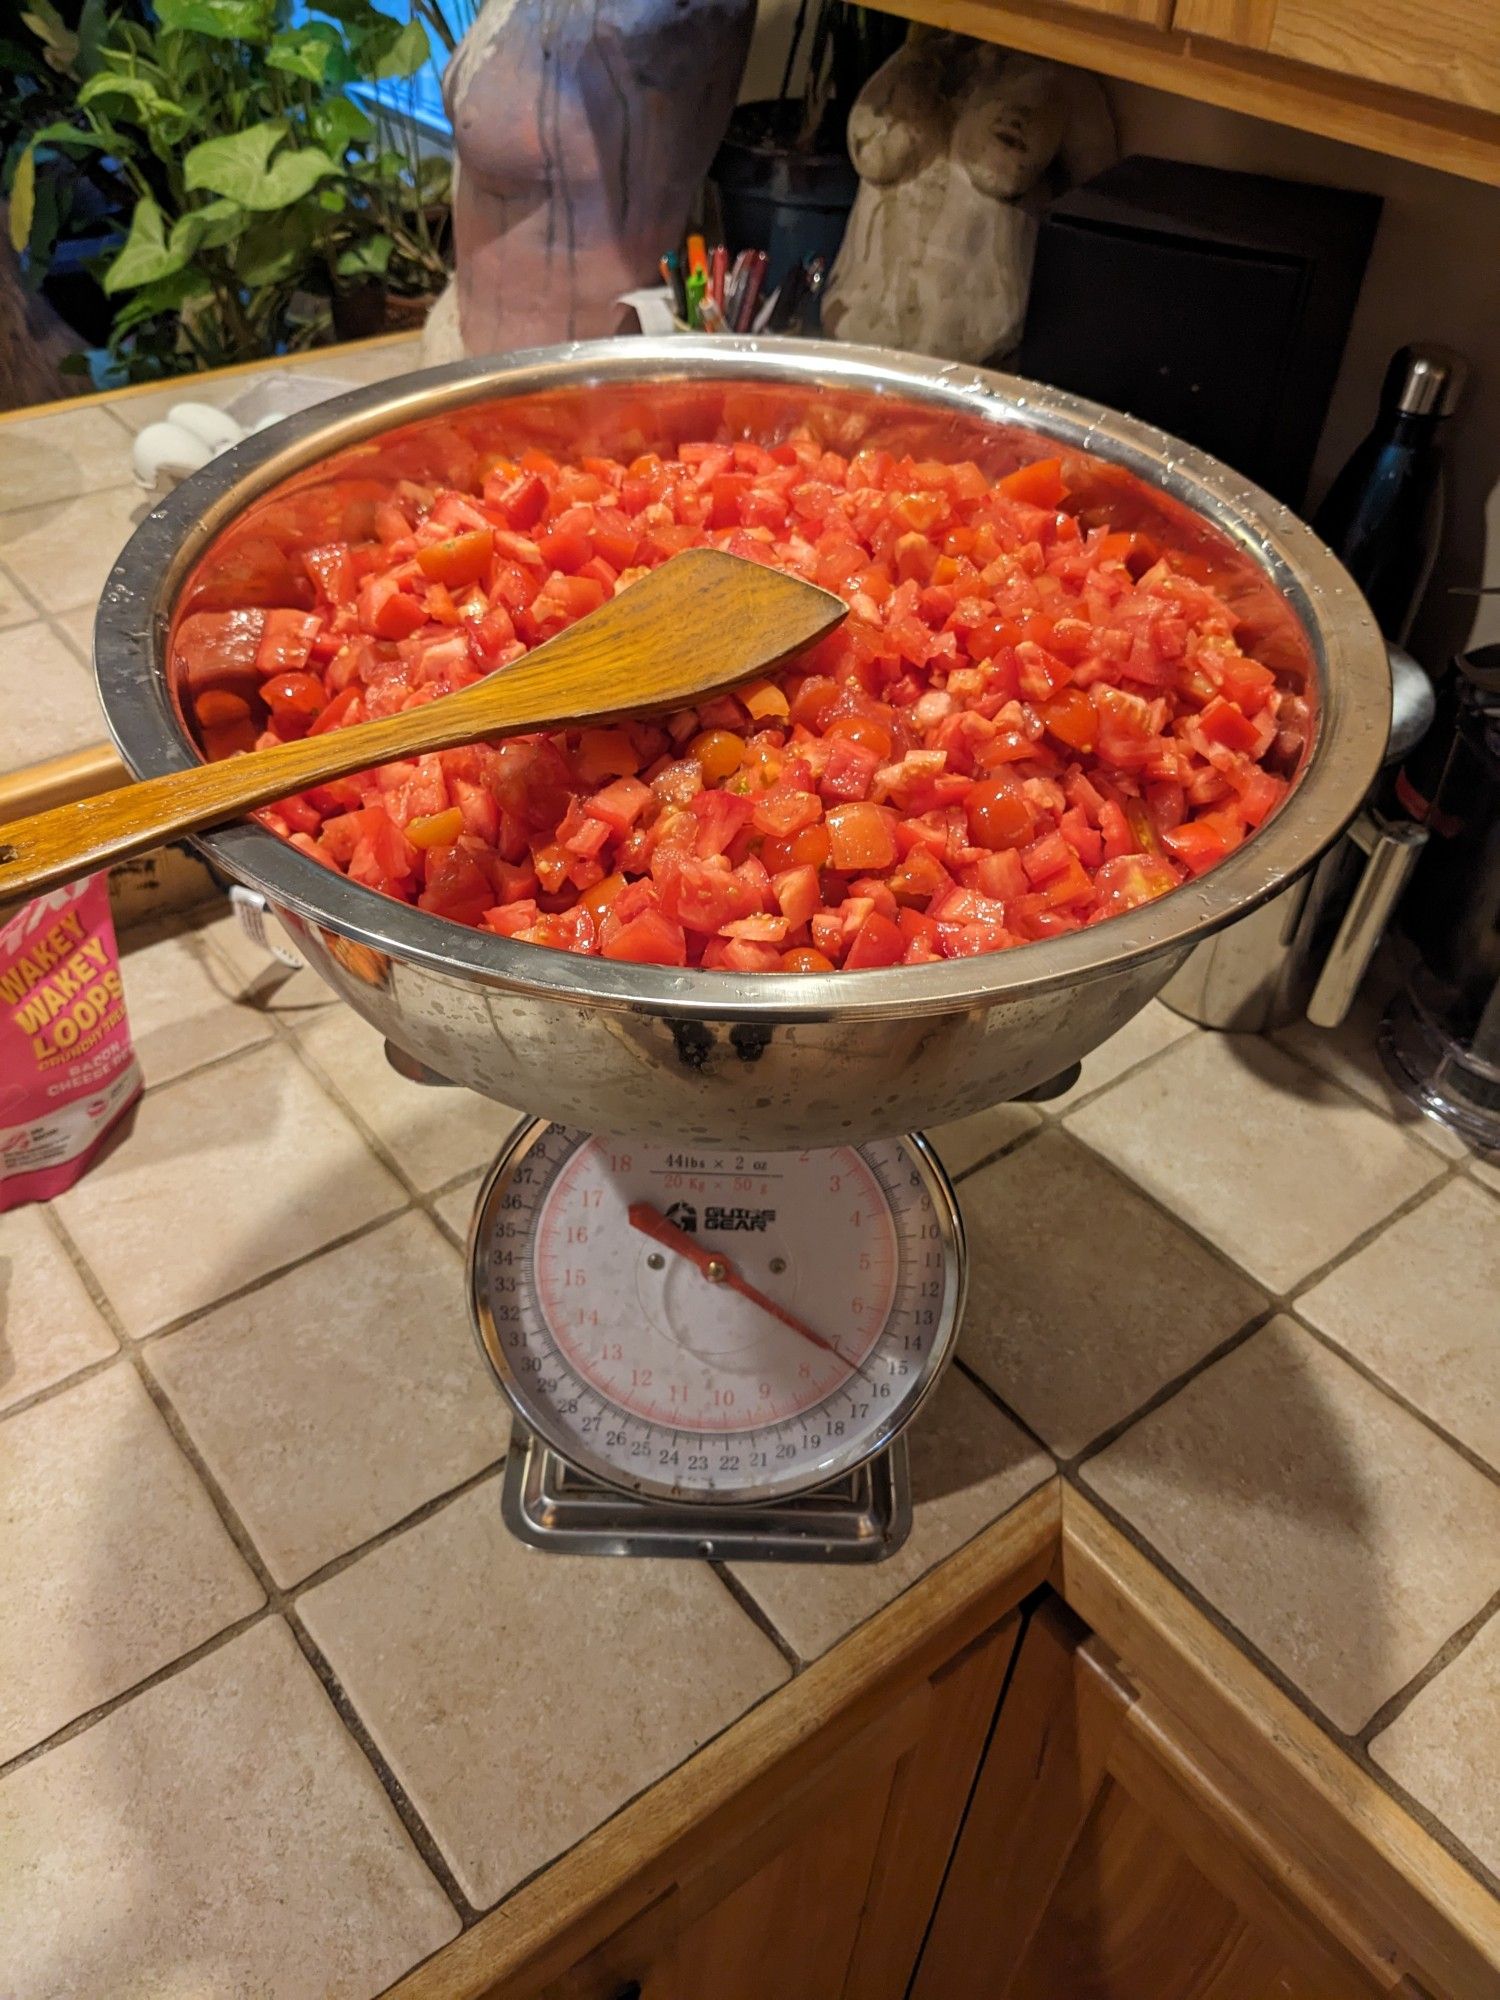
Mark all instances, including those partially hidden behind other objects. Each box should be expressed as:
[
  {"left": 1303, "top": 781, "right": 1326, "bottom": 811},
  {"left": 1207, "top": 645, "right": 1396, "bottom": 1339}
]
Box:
[{"left": 94, "top": 334, "right": 1389, "bottom": 1024}]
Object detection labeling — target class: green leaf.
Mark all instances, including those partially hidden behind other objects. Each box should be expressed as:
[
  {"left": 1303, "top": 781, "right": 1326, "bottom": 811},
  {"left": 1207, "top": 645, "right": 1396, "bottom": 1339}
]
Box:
[
  {"left": 232, "top": 204, "right": 321, "bottom": 287},
  {"left": 104, "top": 195, "right": 188, "bottom": 294},
  {"left": 170, "top": 197, "right": 243, "bottom": 258},
  {"left": 20, "top": 1, "right": 78, "bottom": 66},
  {"left": 336, "top": 231, "right": 392, "bottom": 279},
  {"left": 185, "top": 123, "right": 339, "bottom": 211},
  {"left": 153, "top": 0, "right": 275, "bottom": 41},
  {"left": 374, "top": 16, "right": 431, "bottom": 79},
  {"left": 26, "top": 119, "right": 114, "bottom": 154},
  {"left": 312, "top": 94, "right": 375, "bottom": 156},
  {"left": 75, "top": 0, "right": 108, "bottom": 75},
  {"left": 8, "top": 146, "right": 35, "bottom": 255},
  {"left": 267, "top": 21, "right": 353, "bottom": 86},
  {"left": 77, "top": 73, "right": 189, "bottom": 122},
  {"left": 111, "top": 266, "right": 213, "bottom": 335}
]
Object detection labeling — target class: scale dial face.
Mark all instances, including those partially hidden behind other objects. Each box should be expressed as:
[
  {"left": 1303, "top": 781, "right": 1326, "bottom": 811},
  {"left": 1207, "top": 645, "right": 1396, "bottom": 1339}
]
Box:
[{"left": 469, "top": 1123, "right": 965, "bottom": 1506}]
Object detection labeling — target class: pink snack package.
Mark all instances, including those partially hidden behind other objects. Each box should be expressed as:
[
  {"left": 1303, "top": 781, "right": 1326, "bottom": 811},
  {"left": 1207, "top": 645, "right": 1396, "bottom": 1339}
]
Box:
[{"left": 1, "top": 875, "right": 142, "bottom": 1211}]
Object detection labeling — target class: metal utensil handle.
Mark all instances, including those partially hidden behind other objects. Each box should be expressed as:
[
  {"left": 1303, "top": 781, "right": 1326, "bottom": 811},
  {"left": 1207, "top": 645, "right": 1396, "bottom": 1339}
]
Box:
[{"left": 1305, "top": 812, "right": 1428, "bottom": 1029}]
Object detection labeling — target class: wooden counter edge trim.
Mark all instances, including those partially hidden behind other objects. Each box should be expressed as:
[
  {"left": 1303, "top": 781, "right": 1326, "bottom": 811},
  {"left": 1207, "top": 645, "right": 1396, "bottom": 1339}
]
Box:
[
  {"left": 0, "top": 745, "right": 129, "bottom": 823},
  {"left": 386, "top": 1477, "right": 1060, "bottom": 2000},
  {"left": 0, "top": 330, "right": 422, "bottom": 429},
  {"left": 878, "top": 0, "right": 1500, "bottom": 189},
  {"left": 1060, "top": 1486, "right": 1500, "bottom": 1999}
]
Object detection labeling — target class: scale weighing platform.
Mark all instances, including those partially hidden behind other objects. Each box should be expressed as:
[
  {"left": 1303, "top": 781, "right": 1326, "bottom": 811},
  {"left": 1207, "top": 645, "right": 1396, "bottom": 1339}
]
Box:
[{"left": 467, "top": 1120, "right": 968, "bottom": 1563}]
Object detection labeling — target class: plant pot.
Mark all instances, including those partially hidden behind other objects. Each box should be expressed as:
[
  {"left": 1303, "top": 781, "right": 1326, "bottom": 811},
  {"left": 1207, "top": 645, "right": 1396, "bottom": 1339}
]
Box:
[
  {"left": 710, "top": 99, "right": 858, "bottom": 295},
  {"left": 330, "top": 278, "right": 388, "bottom": 342}
]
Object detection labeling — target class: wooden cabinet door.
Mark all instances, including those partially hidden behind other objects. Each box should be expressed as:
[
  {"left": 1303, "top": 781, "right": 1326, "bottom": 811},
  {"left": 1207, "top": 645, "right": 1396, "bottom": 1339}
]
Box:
[
  {"left": 1067, "top": 0, "right": 1176, "bottom": 28},
  {"left": 912, "top": 1600, "right": 1403, "bottom": 2000},
  {"left": 541, "top": 1613, "right": 1021, "bottom": 2000},
  {"left": 1174, "top": 0, "right": 1500, "bottom": 115}
]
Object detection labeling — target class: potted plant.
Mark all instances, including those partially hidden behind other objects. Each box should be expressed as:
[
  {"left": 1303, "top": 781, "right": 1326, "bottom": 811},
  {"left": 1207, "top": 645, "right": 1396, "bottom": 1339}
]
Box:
[
  {"left": 7, "top": 0, "right": 454, "bottom": 380},
  {"left": 710, "top": 2, "right": 906, "bottom": 291}
]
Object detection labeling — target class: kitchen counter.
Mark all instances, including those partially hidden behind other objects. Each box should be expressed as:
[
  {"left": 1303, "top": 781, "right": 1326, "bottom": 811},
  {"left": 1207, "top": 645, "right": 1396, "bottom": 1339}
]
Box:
[{"left": 1, "top": 353, "right": 1497, "bottom": 1998}]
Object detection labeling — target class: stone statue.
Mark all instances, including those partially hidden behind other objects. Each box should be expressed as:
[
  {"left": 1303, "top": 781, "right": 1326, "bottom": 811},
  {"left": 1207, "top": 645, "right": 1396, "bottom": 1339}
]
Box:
[
  {"left": 821, "top": 35, "right": 1115, "bottom": 365},
  {"left": 422, "top": 0, "right": 755, "bottom": 364}
]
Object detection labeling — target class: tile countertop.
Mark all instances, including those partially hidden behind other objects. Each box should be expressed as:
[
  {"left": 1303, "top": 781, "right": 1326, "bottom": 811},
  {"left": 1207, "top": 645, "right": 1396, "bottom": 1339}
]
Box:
[{"left": 1, "top": 352, "right": 1498, "bottom": 1996}]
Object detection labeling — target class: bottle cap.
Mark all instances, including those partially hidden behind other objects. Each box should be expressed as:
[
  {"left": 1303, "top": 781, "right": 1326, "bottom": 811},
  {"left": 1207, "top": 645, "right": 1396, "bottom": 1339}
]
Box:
[{"left": 1387, "top": 345, "right": 1467, "bottom": 418}]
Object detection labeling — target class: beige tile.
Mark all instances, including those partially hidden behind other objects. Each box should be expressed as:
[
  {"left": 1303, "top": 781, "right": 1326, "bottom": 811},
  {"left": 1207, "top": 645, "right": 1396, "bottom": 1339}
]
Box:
[
  {"left": 0, "top": 564, "right": 35, "bottom": 629},
  {"left": 317, "top": 335, "right": 424, "bottom": 388},
  {"left": 196, "top": 905, "right": 339, "bottom": 1016},
  {"left": 1472, "top": 1152, "right": 1500, "bottom": 1195},
  {"left": 55, "top": 602, "right": 97, "bottom": 663},
  {"left": 1067, "top": 1033, "right": 1443, "bottom": 1293},
  {"left": 297, "top": 1004, "right": 524, "bottom": 1192},
  {"left": 0, "top": 620, "right": 105, "bottom": 773},
  {"left": 300, "top": 1479, "right": 789, "bottom": 1908},
  {"left": 1371, "top": 1613, "right": 1500, "bottom": 1879},
  {"left": 927, "top": 1100, "right": 1040, "bottom": 1178},
  {"left": 0, "top": 403, "right": 135, "bottom": 510},
  {"left": 1041, "top": 1000, "right": 1195, "bottom": 1114},
  {"left": 1083, "top": 1317, "right": 1500, "bottom": 1733},
  {"left": 0, "top": 484, "right": 147, "bottom": 613},
  {"left": 432, "top": 1171, "right": 484, "bottom": 1245},
  {"left": 53, "top": 1040, "right": 405, "bottom": 1336},
  {"left": 959, "top": 1132, "right": 1264, "bottom": 1457},
  {"left": 0, "top": 1618, "right": 459, "bottom": 1999},
  {"left": 108, "top": 373, "right": 257, "bottom": 434},
  {"left": 0, "top": 1208, "right": 117, "bottom": 1414},
  {"left": 1276, "top": 988, "right": 1467, "bottom": 1160},
  {"left": 119, "top": 921, "right": 272, "bottom": 1086},
  {"left": 729, "top": 1369, "right": 1052, "bottom": 1662},
  {"left": 149, "top": 1213, "right": 508, "bottom": 1585},
  {"left": 0, "top": 1366, "right": 263, "bottom": 1761},
  {"left": 1299, "top": 1181, "right": 1500, "bottom": 1472}
]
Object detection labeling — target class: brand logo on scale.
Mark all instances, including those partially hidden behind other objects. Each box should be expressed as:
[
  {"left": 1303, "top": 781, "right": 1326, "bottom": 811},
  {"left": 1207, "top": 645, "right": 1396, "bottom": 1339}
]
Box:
[{"left": 664, "top": 1200, "right": 698, "bottom": 1233}]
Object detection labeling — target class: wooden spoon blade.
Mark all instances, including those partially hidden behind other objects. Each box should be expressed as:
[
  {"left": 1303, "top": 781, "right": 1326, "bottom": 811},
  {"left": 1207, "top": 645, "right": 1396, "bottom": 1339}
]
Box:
[{"left": 0, "top": 548, "right": 846, "bottom": 907}]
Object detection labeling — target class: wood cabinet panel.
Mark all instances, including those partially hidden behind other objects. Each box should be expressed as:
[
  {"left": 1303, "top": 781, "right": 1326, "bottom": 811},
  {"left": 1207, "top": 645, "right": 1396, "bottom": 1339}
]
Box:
[
  {"left": 913, "top": 1604, "right": 1396, "bottom": 2000},
  {"left": 1072, "top": 0, "right": 1176, "bottom": 27},
  {"left": 1175, "top": 0, "right": 1500, "bottom": 115}
]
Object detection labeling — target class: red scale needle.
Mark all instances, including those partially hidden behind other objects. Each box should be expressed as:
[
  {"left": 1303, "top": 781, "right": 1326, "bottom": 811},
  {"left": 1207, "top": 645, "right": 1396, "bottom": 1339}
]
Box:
[{"left": 627, "top": 1202, "right": 844, "bottom": 1359}]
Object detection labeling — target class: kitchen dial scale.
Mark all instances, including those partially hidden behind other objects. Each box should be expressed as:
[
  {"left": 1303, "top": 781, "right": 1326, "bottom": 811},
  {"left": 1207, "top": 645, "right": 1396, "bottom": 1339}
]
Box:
[{"left": 468, "top": 1120, "right": 967, "bottom": 1562}]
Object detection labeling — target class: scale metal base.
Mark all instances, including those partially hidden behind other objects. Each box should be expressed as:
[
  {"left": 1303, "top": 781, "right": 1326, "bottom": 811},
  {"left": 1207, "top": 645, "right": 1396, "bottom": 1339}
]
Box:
[{"left": 501, "top": 1421, "right": 912, "bottom": 1562}]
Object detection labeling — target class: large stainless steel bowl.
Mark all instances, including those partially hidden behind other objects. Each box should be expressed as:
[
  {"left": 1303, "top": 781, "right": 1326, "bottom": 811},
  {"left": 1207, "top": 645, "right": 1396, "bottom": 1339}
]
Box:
[{"left": 95, "top": 338, "right": 1389, "bottom": 1146}]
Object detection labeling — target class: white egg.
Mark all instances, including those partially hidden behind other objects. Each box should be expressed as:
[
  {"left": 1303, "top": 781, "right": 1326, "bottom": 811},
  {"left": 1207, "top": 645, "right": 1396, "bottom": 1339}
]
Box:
[
  {"left": 167, "top": 402, "right": 244, "bottom": 451},
  {"left": 132, "top": 421, "right": 213, "bottom": 486}
]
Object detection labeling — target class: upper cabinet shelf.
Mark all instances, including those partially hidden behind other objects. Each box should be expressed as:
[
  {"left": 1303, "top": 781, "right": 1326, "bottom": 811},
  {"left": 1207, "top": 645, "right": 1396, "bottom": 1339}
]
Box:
[{"left": 876, "top": 0, "right": 1500, "bottom": 185}]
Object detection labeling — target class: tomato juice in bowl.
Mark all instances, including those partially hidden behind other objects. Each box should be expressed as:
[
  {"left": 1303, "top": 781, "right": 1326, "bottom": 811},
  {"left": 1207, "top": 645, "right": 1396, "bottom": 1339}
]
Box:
[{"left": 96, "top": 341, "right": 1388, "bottom": 1146}]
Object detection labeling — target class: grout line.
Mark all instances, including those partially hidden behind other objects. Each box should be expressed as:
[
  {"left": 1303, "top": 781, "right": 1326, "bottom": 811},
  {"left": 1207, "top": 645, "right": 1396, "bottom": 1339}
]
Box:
[
  {"left": 709, "top": 1564, "right": 805, "bottom": 1674},
  {"left": 283, "top": 1607, "right": 478, "bottom": 1924},
  {"left": 947, "top": 1115, "right": 1046, "bottom": 1187},
  {"left": 0, "top": 1601, "right": 274, "bottom": 1786},
  {"left": 1358, "top": 1590, "right": 1500, "bottom": 1752},
  {"left": 1065, "top": 1475, "right": 1500, "bottom": 1900},
  {"left": 951, "top": 1354, "right": 1054, "bottom": 1465},
  {"left": 1289, "top": 1307, "right": 1500, "bottom": 1491},
  {"left": 1057, "top": 1303, "right": 1280, "bottom": 1474}
]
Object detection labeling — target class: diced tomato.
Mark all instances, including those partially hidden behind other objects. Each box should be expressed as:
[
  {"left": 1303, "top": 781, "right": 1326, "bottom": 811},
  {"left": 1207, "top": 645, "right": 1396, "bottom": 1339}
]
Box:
[
  {"left": 826, "top": 802, "right": 899, "bottom": 873},
  {"left": 998, "top": 456, "right": 1066, "bottom": 507},
  {"left": 416, "top": 528, "right": 493, "bottom": 589},
  {"left": 198, "top": 430, "right": 1292, "bottom": 970},
  {"left": 601, "top": 909, "right": 687, "bottom": 964}
]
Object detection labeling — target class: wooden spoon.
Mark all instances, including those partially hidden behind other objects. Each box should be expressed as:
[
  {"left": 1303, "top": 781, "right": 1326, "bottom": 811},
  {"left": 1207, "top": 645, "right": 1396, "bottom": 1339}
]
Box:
[{"left": 0, "top": 548, "right": 845, "bottom": 905}]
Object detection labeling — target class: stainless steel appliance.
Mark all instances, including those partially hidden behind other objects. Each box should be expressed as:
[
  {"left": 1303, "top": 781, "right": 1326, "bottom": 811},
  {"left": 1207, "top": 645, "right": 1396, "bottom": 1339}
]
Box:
[{"left": 1382, "top": 645, "right": 1500, "bottom": 1146}]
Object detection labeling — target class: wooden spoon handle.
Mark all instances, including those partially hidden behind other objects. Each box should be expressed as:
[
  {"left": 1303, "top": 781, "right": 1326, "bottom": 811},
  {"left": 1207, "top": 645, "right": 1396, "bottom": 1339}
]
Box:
[{"left": 0, "top": 549, "right": 843, "bottom": 905}]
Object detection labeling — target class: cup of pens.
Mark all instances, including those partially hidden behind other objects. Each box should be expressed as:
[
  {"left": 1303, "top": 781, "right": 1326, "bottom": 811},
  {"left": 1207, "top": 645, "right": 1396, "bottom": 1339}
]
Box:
[{"left": 661, "top": 233, "right": 826, "bottom": 335}]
